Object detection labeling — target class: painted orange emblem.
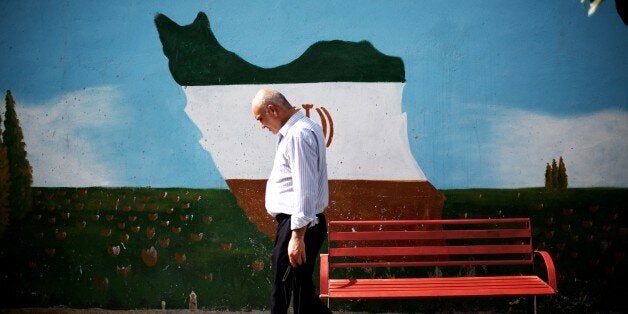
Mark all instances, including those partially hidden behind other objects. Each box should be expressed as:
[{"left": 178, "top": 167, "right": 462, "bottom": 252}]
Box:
[{"left": 301, "top": 104, "right": 334, "bottom": 147}]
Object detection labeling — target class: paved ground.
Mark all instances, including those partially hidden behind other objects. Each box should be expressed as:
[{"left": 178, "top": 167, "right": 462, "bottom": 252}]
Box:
[
  {"left": 0, "top": 310, "right": 505, "bottom": 314},
  {"left": 4, "top": 310, "right": 273, "bottom": 314},
  {"left": 0, "top": 310, "right": 381, "bottom": 314}
]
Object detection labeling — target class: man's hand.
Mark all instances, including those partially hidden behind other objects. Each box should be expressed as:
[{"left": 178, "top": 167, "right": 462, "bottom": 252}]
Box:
[{"left": 288, "top": 226, "right": 307, "bottom": 267}]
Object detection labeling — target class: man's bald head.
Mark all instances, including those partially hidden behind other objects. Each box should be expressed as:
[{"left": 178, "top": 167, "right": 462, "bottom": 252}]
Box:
[
  {"left": 251, "top": 88, "right": 298, "bottom": 135},
  {"left": 251, "top": 88, "right": 292, "bottom": 111}
]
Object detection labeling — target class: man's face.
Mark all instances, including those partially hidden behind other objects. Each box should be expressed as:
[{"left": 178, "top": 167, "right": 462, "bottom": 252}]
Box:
[{"left": 253, "top": 104, "right": 282, "bottom": 135}]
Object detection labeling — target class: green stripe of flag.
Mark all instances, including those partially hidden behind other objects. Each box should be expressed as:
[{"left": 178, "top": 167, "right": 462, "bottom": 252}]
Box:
[{"left": 155, "top": 12, "right": 405, "bottom": 86}]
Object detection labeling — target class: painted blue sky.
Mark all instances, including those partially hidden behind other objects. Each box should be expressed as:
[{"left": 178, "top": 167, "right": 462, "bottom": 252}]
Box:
[{"left": 1, "top": 0, "right": 627, "bottom": 189}]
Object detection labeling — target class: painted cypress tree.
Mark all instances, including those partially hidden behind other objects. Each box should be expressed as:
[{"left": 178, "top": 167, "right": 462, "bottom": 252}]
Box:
[
  {"left": 0, "top": 112, "right": 10, "bottom": 233},
  {"left": 3, "top": 90, "right": 32, "bottom": 220},
  {"left": 551, "top": 159, "right": 559, "bottom": 191},
  {"left": 557, "top": 156, "right": 568, "bottom": 190},
  {"left": 544, "top": 163, "right": 553, "bottom": 191}
]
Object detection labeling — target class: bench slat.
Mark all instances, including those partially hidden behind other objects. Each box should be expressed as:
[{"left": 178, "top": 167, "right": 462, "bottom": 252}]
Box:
[
  {"left": 329, "top": 218, "right": 530, "bottom": 226},
  {"left": 327, "top": 276, "right": 556, "bottom": 299},
  {"left": 330, "top": 259, "right": 532, "bottom": 268},
  {"left": 329, "top": 244, "right": 532, "bottom": 257},
  {"left": 329, "top": 229, "right": 531, "bottom": 241}
]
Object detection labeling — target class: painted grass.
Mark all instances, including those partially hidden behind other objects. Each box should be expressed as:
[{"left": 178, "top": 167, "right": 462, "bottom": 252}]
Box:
[
  {"left": 0, "top": 187, "right": 626, "bottom": 312},
  {"left": 0, "top": 188, "right": 273, "bottom": 310},
  {"left": 443, "top": 188, "right": 628, "bottom": 312}
]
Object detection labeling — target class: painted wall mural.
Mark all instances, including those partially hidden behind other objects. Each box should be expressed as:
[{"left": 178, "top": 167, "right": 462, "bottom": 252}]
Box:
[
  {"left": 0, "top": 1, "right": 627, "bottom": 312},
  {"left": 1, "top": 2, "right": 627, "bottom": 191},
  {"left": 154, "top": 12, "right": 444, "bottom": 237}
]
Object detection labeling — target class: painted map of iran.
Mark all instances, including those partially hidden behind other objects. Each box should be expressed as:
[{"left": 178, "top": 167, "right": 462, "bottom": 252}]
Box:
[{"left": 155, "top": 12, "right": 445, "bottom": 237}]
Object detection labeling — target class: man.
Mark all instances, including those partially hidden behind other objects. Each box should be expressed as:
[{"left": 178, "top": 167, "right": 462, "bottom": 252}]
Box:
[{"left": 251, "top": 88, "right": 331, "bottom": 314}]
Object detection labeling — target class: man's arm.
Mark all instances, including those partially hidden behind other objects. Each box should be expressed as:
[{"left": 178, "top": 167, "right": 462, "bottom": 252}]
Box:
[
  {"left": 287, "top": 129, "right": 321, "bottom": 267},
  {"left": 289, "top": 130, "right": 321, "bottom": 230}
]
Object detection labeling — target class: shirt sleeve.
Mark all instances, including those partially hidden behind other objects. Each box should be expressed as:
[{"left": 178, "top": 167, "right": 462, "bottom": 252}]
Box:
[{"left": 288, "top": 129, "right": 321, "bottom": 230}]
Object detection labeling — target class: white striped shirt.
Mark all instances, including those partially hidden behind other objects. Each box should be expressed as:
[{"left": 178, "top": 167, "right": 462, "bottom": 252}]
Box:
[{"left": 265, "top": 111, "right": 329, "bottom": 230}]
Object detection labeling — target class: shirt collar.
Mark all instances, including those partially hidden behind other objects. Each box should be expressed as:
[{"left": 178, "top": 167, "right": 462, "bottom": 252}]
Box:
[{"left": 278, "top": 110, "right": 305, "bottom": 138}]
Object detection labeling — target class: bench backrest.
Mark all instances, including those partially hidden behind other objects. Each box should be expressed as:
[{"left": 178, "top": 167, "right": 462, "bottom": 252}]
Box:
[{"left": 327, "top": 218, "right": 533, "bottom": 269}]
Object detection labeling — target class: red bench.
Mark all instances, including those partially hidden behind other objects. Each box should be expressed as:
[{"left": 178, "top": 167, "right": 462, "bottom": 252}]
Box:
[{"left": 320, "top": 218, "right": 557, "bottom": 311}]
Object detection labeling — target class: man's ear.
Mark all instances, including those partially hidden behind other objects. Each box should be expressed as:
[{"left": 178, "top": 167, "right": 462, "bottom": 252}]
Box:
[{"left": 267, "top": 103, "right": 278, "bottom": 116}]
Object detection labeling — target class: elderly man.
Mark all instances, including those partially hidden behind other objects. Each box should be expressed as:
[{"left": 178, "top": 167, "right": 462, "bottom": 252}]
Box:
[{"left": 251, "top": 88, "right": 331, "bottom": 314}]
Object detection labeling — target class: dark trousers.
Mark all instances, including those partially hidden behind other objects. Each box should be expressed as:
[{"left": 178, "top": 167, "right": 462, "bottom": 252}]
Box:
[{"left": 271, "top": 213, "right": 331, "bottom": 314}]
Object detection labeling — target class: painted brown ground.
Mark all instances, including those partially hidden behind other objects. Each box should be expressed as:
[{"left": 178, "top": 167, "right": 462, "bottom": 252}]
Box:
[{"left": 227, "top": 179, "right": 445, "bottom": 237}]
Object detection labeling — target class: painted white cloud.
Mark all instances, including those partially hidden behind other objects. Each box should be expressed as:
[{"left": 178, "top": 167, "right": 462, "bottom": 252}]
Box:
[
  {"left": 10, "top": 86, "right": 124, "bottom": 187},
  {"left": 490, "top": 107, "right": 628, "bottom": 188}
]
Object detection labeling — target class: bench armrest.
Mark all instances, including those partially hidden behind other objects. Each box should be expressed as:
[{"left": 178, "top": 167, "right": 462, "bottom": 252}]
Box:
[
  {"left": 320, "top": 254, "right": 329, "bottom": 298},
  {"left": 534, "top": 250, "right": 557, "bottom": 291}
]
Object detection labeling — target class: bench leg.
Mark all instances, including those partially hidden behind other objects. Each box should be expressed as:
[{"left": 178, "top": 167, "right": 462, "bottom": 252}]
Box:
[{"left": 525, "top": 296, "right": 537, "bottom": 314}]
